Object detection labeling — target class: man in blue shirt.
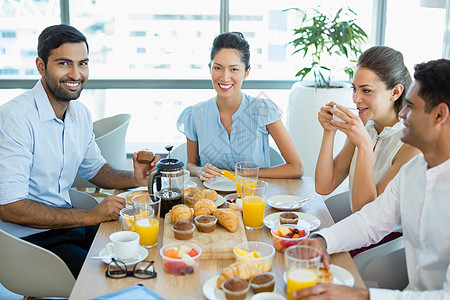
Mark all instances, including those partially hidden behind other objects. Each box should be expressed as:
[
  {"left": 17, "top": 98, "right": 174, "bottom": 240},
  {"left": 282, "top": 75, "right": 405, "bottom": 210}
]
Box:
[{"left": 0, "top": 24, "right": 159, "bottom": 277}]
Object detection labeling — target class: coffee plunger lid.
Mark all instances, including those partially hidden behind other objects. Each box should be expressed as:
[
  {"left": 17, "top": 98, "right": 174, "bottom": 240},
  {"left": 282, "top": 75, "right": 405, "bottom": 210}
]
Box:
[{"left": 155, "top": 145, "right": 184, "bottom": 171}]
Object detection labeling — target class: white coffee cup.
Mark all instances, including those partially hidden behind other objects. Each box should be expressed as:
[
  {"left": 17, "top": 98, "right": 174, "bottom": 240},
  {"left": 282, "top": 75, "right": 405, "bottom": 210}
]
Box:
[
  {"left": 106, "top": 231, "right": 140, "bottom": 260},
  {"left": 333, "top": 105, "right": 358, "bottom": 123},
  {"left": 251, "top": 292, "right": 286, "bottom": 300}
]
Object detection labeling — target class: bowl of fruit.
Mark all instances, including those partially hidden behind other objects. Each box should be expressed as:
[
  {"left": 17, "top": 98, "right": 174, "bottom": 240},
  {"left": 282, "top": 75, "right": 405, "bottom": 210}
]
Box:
[
  {"left": 233, "top": 241, "right": 275, "bottom": 272},
  {"left": 271, "top": 224, "right": 309, "bottom": 253},
  {"left": 160, "top": 243, "right": 202, "bottom": 275}
]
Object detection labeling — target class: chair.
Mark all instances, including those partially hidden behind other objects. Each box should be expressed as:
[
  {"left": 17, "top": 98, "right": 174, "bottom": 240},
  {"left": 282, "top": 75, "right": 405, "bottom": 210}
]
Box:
[
  {"left": 353, "top": 236, "right": 408, "bottom": 290},
  {"left": 0, "top": 189, "right": 98, "bottom": 298},
  {"left": 170, "top": 142, "right": 285, "bottom": 168},
  {"left": 324, "top": 191, "right": 352, "bottom": 223},
  {"left": 72, "top": 114, "right": 131, "bottom": 190}
]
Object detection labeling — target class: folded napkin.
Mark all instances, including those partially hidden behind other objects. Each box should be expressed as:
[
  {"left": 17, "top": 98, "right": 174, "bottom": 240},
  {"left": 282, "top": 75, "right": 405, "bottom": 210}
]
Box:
[{"left": 95, "top": 284, "right": 165, "bottom": 300}]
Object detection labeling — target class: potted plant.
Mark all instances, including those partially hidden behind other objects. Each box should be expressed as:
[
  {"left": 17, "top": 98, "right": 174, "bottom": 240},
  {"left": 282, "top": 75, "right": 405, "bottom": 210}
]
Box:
[{"left": 285, "top": 7, "right": 368, "bottom": 178}]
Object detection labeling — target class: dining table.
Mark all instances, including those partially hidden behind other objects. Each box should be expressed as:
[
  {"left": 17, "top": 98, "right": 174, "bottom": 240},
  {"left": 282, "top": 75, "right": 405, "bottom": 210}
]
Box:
[{"left": 68, "top": 177, "right": 365, "bottom": 300}]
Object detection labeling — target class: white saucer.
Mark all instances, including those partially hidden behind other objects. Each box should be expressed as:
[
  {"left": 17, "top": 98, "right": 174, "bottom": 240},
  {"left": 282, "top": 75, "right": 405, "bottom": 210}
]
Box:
[
  {"left": 283, "top": 264, "right": 355, "bottom": 287},
  {"left": 203, "top": 275, "right": 254, "bottom": 300},
  {"left": 215, "top": 194, "right": 225, "bottom": 207},
  {"left": 264, "top": 212, "right": 321, "bottom": 231},
  {"left": 98, "top": 245, "right": 148, "bottom": 266},
  {"left": 203, "top": 177, "right": 236, "bottom": 192},
  {"left": 267, "top": 195, "right": 309, "bottom": 210}
]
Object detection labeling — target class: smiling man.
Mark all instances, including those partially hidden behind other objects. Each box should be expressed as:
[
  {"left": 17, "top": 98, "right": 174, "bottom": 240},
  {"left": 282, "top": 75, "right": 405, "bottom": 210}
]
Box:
[
  {"left": 0, "top": 25, "right": 159, "bottom": 278},
  {"left": 296, "top": 59, "right": 450, "bottom": 299}
]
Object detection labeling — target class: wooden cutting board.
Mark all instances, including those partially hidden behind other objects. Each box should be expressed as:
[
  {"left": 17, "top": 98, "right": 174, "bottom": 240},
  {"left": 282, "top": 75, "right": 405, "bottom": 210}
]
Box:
[{"left": 162, "top": 211, "right": 247, "bottom": 260}]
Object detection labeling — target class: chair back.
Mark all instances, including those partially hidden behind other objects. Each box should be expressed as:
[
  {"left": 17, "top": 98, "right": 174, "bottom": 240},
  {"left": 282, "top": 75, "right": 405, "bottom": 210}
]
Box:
[
  {"left": 72, "top": 114, "right": 131, "bottom": 188},
  {"left": 0, "top": 229, "right": 75, "bottom": 298},
  {"left": 324, "top": 191, "right": 351, "bottom": 223},
  {"left": 170, "top": 143, "right": 285, "bottom": 168},
  {"left": 353, "top": 236, "right": 408, "bottom": 289},
  {"left": 69, "top": 188, "right": 99, "bottom": 209}
]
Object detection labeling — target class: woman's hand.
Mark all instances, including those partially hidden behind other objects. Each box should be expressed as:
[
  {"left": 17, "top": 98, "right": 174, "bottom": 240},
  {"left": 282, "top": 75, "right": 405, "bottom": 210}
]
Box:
[
  {"left": 330, "top": 104, "right": 371, "bottom": 150},
  {"left": 197, "top": 163, "right": 223, "bottom": 181},
  {"left": 318, "top": 101, "right": 338, "bottom": 133}
]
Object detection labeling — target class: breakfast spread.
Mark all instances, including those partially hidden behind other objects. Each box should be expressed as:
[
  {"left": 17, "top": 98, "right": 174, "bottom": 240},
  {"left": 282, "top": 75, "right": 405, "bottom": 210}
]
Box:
[{"left": 184, "top": 187, "right": 217, "bottom": 207}]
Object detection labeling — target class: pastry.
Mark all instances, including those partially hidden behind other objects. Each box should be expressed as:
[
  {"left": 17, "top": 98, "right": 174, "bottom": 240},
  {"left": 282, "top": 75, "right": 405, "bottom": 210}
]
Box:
[
  {"left": 317, "top": 267, "right": 333, "bottom": 283},
  {"left": 183, "top": 187, "right": 217, "bottom": 207},
  {"left": 213, "top": 208, "right": 239, "bottom": 232},
  {"left": 136, "top": 150, "right": 154, "bottom": 164},
  {"left": 249, "top": 272, "right": 275, "bottom": 294},
  {"left": 221, "top": 277, "right": 250, "bottom": 300},
  {"left": 194, "top": 215, "right": 217, "bottom": 233},
  {"left": 217, "top": 262, "right": 262, "bottom": 289},
  {"left": 125, "top": 190, "right": 148, "bottom": 205},
  {"left": 169, "top": 204, "right": 194, "bottom": 223},
  {"left": 193, "top": 199, "right": 217, "bottom": 217},
  {"left": 279, "top": 212, "right": 299, "bottom": 225},
  {"left": 172, "top": 220, "right": 195, "bottom": 240}
]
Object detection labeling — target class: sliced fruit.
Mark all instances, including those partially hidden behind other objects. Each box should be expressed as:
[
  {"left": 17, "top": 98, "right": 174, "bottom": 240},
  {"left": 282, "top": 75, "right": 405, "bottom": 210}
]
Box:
[
  {"left": 278, "top": 226, "right": 291, "bottom": 236},
  {"left": 179, "top": 245, "right": 193, "bottom": 257},
  {"left": 249, "top": 251, "right": 261, "bottom": 258},
  {"left": 188, "top": 248, "right": 199, "bottom": 257},
  {"left": 222, "top": 170, "right": 236, "bottom": 182},
  {"left": 164, "top": 247, "right": 179, "bottom": 259},
  {"left": 234, "top": 247, "right": 252, "bottom": 258}
]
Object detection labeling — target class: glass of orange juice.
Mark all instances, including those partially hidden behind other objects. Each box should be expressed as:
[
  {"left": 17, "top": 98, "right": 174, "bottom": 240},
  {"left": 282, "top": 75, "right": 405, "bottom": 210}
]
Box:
[
  {"left": 235, "top": 161, "right": 260, "bottom": 196},
  {"left": 241, "top": 179, "right": 268, "bottom": 230},
  {"left": 284, "top": 245, "right": 321, "bottom": 300},
  {"left": 135, "top": 216, "right": 159, "bottom": 248},
  {"left": 132, "top": 194, "right": 160, "bottom": 248}
]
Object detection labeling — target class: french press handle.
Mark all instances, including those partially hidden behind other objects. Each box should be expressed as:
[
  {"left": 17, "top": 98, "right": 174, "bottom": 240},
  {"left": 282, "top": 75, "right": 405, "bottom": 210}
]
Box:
[{"left": 147, "top": 170, "right": 162, "bottom": 194}]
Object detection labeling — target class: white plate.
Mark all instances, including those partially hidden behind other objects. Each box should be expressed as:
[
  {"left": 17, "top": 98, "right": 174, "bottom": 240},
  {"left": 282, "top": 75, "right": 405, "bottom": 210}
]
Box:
[
  {"left": 98, "top": 245, "right": 148, "bottom": 266},
  {"left": 203, "top": 275, "right": 254, "bottom": 300},
  {"left": 264, "top": 212, "right": 321, "bottom": 231},
  {"left": 215, "top": 194, "right": 225, "bottom": 207},
  {"left": 203, "top": 177, "right": 236, "bottom": 192},
  {"left": 283, "top": 264, "right": 355, "bottom": 287},
  {"left": 267, "top": 195, "right": 309, "bottom": 210}
]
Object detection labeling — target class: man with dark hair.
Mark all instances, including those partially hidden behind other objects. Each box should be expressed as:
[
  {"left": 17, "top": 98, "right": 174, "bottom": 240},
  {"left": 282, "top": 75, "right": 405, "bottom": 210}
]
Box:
[
  {"left": 0, "top": 24, "right": 159, "bottom": 277},
  {"left": 296, "top": 59, "right": 450, "bottom": 299}
]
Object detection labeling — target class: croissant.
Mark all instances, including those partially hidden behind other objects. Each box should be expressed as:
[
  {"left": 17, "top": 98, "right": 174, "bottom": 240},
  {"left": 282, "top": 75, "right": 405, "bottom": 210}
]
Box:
[
  {"left": 169, "top": 204, "right": 194, "bottom": 223},
  {"left": 216, "top": 262, "right": 262, "bottom": 289},
  {"left": 213, "top": 208, "right": 239, "bottom": 232},
  {"left": 184, "top": 187, "right": 218, "bottom": 207},
  {"left": 193, "top": 199, "right": 217, "bottom": 217}
]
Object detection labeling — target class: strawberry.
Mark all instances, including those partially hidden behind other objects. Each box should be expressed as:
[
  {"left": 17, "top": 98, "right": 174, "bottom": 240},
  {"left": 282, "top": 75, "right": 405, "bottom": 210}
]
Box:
[{"left": 188, "top": 248, "right": 199, "bottom": 257}]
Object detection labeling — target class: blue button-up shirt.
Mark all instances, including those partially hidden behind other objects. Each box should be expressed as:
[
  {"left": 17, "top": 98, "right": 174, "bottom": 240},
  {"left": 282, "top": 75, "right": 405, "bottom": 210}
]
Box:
[
  {"left": 177, "top": 93, "right": 281, "bottom": 170},
  {"left": 0, "top": 80, "right": 105, "bottom": 237}
]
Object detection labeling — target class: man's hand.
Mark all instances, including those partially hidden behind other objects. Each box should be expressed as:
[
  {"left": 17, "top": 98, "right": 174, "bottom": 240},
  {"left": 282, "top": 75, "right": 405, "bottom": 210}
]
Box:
[
  {"left": 300, "top": 237, "right": 331, "bottom": 270},
  {"left": 293, "top": 283, "right": 369, "bottom": 300},
  {"left": 132, "top": 152, "right": 161, "bottom": 186},
  {"left": 88, "top": 195, "right": 125, "bottom": 223}
]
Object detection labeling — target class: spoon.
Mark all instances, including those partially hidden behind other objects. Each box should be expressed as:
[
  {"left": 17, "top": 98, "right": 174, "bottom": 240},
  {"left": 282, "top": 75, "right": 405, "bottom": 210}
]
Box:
[{"left": 288, "top": 198, "right": 310, "bottom": 209}]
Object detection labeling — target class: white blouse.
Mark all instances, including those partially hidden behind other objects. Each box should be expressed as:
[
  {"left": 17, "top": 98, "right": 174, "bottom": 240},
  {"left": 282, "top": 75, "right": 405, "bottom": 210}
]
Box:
[{"left": 348, "top": 120, "right": 405, "bottom": 210}]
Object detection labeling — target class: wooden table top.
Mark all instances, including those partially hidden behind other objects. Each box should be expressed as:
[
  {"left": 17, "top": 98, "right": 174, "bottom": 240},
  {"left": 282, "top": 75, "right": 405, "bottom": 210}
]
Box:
[{"left": 69, "top": 177, "right": 365, "bottom": 300}]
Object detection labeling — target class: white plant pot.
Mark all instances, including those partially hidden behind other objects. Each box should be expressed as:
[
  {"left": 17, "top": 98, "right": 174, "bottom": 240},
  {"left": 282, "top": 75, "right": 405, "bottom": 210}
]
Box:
[{"left": 286, "top": 80, "right": 354, "bottom": 178}]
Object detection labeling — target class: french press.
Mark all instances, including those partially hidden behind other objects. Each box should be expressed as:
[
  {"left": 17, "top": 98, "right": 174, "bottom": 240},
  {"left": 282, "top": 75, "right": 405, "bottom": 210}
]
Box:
[{"left": 148, "top": 145, "right": 185, "bottom": 217}]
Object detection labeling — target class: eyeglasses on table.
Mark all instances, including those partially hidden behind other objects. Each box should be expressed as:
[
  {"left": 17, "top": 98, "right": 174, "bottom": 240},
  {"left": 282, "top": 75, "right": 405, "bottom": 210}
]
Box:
[{"left": 106, "top": 258, "right": 157, "bottom": 279}]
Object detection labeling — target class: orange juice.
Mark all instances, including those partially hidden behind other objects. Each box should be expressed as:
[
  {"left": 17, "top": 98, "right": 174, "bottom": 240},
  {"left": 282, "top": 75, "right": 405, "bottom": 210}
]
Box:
[
  {"left": 237, "top": 178, "right": 257, "bottom": 195},
  {"left": 287, "top": 268, "right": 317, "bottom": 300},
  {"left": 242, "top": 196, "right": 265, "bottom": 229},
  {"left": 135, "top": 218, "right": 159, "bottom": 247}
]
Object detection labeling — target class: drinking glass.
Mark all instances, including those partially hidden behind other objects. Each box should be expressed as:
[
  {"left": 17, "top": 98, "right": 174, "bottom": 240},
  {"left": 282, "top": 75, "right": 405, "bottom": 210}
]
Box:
[
  {"left": 132, "top": 194, "right": 160, "bottom": 248},
  {"left": 241, "top": 179, "right": 268, "bottom": 230},
  {"left": 235, "top": 161, "right": 260, "bottom": 196},
  {"left": 284, "top": 245, "right": 321, "bottom": 300}
]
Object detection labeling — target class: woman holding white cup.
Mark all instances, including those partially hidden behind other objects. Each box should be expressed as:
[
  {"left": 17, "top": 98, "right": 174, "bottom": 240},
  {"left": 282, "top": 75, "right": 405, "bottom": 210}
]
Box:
[{"left": 315, "top": 46, "right": 420, "bottom": 215}]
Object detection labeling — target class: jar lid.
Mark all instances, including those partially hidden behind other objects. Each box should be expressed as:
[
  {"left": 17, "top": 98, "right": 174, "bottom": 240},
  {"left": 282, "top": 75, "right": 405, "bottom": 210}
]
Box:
[{"left": 156, "top": 158, "right": 184, "bottom": 171}]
